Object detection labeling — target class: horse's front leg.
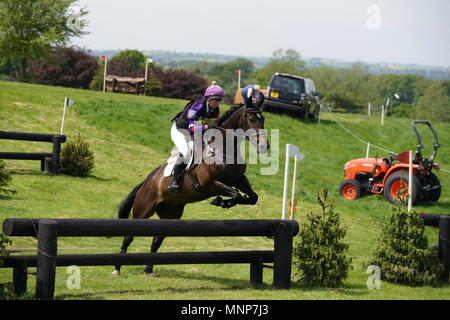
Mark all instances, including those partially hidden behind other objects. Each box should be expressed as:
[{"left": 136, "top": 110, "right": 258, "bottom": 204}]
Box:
[
  {"left": 206, "top": 180, "right": 245, "bottom": 209},
  {"left": 231, "top": 175, "right": 258, "bottom": 205}
]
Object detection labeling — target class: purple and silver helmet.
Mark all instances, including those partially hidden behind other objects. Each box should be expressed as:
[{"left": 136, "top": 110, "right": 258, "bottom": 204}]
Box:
[{"left": 204, "top": 81, "right": 225, "bottom": 100}]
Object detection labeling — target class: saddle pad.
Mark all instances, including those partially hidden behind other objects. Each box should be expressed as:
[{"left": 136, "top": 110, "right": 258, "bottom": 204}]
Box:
[{"left": 163, "top": 141, "right": 195, "bottom": 177}]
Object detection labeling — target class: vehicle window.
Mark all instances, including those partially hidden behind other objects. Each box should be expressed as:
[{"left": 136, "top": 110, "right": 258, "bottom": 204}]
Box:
[{"left": 271, "top": 76, "right": 304, "bottom": 96}]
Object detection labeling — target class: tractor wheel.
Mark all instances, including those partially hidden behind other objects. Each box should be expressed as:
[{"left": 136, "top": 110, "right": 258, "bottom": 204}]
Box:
[
  {"left": 383, "top": 171, "right": 421, "bottom": 205},
  {"left": 422, "top": 172, "right": 441, "bottom": 202},
  {"left": 339, "top": 180, "right": 362, "bottom": 200}
]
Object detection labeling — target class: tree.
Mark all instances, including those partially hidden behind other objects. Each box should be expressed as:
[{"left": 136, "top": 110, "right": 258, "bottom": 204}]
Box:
[
  {"left": 0, "top": 0, "right": 88, "bottom": 77},
  {"left": 251, "top": 49, "right": 305, "bottom": 87},
  {"left": 28, "top": 46, "right": 99, "bottom": 89},
  {"left": 368, "top": 199, "right": 442, "bottom": 286},
  {"left": 153, "top": 67, "right": 208, "bottom": 100},
  {"left": 207, "top": 58, "right": 255, "bottom": 102},
  {"left": 415, "top": 80, "right": 450, "bottom": 122},
  {"left": 108, "top": 50, "right": 148, "bottom": 77},
  {"left": 293, "top": 189, "right": 352, "bottom": 288}
]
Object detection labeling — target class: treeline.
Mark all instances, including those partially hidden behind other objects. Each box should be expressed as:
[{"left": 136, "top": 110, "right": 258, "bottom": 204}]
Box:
[{"left": 1, "top": 47, "right": 449, "bottom": 122}]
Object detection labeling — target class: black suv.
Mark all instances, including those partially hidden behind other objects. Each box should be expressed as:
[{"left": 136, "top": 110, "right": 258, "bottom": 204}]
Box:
[{"left": 262, "top": 73, "right": 320, "bottom": 120}]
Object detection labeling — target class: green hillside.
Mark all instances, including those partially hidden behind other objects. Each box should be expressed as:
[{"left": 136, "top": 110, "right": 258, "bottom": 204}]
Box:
[{"left": 0, "top": 80, "right": 449, "bottom": 300}]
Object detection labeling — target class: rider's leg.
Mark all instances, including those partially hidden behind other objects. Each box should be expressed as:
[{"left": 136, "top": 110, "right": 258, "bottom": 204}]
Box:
[{"left": 169, "top": 124, "right": 190, "bottom": 192}]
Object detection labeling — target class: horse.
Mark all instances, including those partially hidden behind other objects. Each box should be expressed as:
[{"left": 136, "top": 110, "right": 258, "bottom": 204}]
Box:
[{"left": 112, "top": 98, "right": 269, "bottom": 276}]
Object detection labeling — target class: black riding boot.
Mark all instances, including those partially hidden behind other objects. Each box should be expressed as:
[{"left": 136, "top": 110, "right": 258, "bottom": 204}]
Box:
[{"left": 168, "top": 159, "right": 187, "bottom": 192}]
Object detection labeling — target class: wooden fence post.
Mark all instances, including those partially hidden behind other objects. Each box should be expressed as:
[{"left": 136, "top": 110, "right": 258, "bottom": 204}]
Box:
[
  {"left": 439, "top": 216, "right": 450, "bottom": 283},
  {"left": 273, "top": 221, "right": 294, "bottom": 289},
  {"left": 250, "top": 259, "right": 263, "bottom": 287},
  {"left": 36, "top": 220, "right": 57, "bottom": 300},
  {"left": 51, "top": 136, "right": 63, "bottom": 174},
  {"left": 12, "top": 263, "right": 28, "bottom": 296}
]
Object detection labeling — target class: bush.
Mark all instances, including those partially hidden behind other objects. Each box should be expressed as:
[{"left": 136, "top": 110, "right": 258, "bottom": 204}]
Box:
[
  {"left": 293, "top": 188, "right": 352, "bottom": 287},
  {"left": 153, "top": 67, "right": 208, "bottom": 100},
  {"left": 28, "top": 46, "right": 99, "bottom": 89},
  {"left": 0, "top": 160, "right": 15, "bottom": 196},
  {"left": 60, "top": 133, "right": 95, "bottom": 176},
  {"left": 389, "top": 103, "right": 416, "bottom": 118},
  {"left": 368, "top": 198, "right": 442, "bottom": 286},
  {"left": 0, "top": 233, "right": 13, "bottom": 300}
]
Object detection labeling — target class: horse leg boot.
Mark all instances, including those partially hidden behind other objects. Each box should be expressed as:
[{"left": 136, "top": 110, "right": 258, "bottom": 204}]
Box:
[
  {"left": 168, "top": 155, "right": 187, "bottom": 192},
  {"left": 112, "top": 236, "right": 134, "bottom": 276}
]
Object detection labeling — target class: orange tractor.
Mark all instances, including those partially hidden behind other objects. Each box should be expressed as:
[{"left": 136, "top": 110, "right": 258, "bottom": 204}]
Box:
[{"left": 339, "top": 120, "right": 442, "bottom": 205}]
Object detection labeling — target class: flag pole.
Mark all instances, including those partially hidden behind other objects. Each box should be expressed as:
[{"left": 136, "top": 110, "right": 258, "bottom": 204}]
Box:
[
  {"left": 238, "top": 69, "right": 241, "bottom": 89},
  {"left": 61, "top": 98, "right": 68, "bottom": 135},
  {"left": 144, "top": 58, "right": 149, "bottom": 96},
  {"left": 103, "top": 56, "right": 108, "bottom": 93}
]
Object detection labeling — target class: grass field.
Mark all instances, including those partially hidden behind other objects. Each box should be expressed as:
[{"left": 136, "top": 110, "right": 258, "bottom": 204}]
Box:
[{"left": 0, "top": 79, "right": 449, "bottom": 300}]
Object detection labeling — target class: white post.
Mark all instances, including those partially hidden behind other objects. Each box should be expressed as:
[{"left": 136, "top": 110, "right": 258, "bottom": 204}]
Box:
[
  {"left": 238, "top": 70, "right": 242, "bottom": 89},
  {"left": 103, "top": 56, "right": 108, "bottom": 93},
  {"left": 60, "top": 97, "right": 68, "bottom": 135},
  {"left": 282, "top": 144, "right": 290, "bottom": 220},
  {"left": 381, "top": 104, "right": 385, "bottom": 127},
  {"left": 368, "top": 103, "right": 371, "bottom": 117},
  {"left": 366, "top": 143, "right": 371, "bottom": 158},
  {"left": 289, "top": 154, "right": 298, "bottom": 220},
  {"left": 408, "top": 150, "right": 413, "bottom": 212},
  {"left": 144, "top": 58, "right": 149, "bottom": 96}
]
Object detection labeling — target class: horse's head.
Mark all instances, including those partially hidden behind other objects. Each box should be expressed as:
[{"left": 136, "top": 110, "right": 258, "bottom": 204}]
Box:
[{"left": 242, "top": 98, "right": 269, "bottom": 154}]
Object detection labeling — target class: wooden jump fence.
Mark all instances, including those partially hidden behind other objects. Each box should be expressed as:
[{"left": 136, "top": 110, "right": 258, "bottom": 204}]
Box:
[
  {"left": 0, "top": 131, "right": 66, "bottom": 174},
  {"left": 417, "top": 213, "right": 450, "bottom": 282},
  {"left": 1, "top": 218, "right": 299, "bottom": 300}
]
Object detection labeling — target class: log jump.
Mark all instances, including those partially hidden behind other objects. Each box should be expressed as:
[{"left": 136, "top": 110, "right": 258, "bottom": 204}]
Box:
[
  {"left": 0, "top": 131, "right": 66, "bottom": 174},
  {"left": 1, "top": 218, "right": 299, "bottom": 299},
  {"left": 417, "top": 213, "right": 450, "bottom": 282}
]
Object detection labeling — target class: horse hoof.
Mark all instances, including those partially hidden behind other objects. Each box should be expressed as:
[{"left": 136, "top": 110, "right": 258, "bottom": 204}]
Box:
[
  {"left": 145, "top": 272, "right": 159, "bottom": 278},
  {"left": 221, "top": 200, "right": 235, "bottom": 209},
  {"left": 111, "top": 270, "right": 120, "bottom": 277},
  {"left": 211, "top": 197, "right": 223, "bottom": 206}
]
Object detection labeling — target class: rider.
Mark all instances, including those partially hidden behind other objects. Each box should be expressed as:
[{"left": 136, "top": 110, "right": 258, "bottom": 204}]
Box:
[
  {"left": 168, "top": 81, "right": 225, "bottom": 192},
  {"left": 241, "top": 84, "right": 265, "bottom": 108}
]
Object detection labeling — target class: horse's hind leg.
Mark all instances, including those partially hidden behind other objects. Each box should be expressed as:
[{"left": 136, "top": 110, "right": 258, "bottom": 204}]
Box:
[
  {"left": 112, "top": 236, "right": 135, "bottom": 276},
  {"left": 112, "top": 198, "right": 158, "bottom": 276},
  {"left": 144, "top": 203, "right": 185, "bottom": 276}
]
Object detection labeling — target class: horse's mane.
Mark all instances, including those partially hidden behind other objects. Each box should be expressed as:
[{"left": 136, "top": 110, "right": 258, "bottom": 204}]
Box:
[{"left": 217, "top": 104, "right": 244, "bottom": 126}]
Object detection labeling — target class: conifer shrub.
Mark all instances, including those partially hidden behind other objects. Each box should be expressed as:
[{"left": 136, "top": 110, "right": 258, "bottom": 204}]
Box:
[
  {"left": 0, "top": 233, "right": 13, "bottom": 300},
  {"left": 0, "top": 159, "right": 15, "bottom": 195},
  {"left": 60, "top": 133, "right": 95, "bottom": 176},
  {"left": 293, "top": 188, "right": 352, "bottom": 287},
  {"left": 368, "top": 197, "right": 442, "bottom": 286}
]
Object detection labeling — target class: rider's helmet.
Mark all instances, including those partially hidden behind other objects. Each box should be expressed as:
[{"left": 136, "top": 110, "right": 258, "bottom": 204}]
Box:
[{"left": 204, "top": 81, "right": 225, "bottom": 100}]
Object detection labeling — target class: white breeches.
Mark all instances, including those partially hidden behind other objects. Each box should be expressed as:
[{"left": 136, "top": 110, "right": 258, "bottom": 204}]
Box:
[{"left": 170, "top": 123, "right": 190, "bottom": 160}]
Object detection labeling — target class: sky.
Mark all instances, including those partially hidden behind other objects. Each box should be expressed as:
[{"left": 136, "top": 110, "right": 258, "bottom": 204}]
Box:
[{"left": 72, "top": 0, "right": 450, "bottom": 67}]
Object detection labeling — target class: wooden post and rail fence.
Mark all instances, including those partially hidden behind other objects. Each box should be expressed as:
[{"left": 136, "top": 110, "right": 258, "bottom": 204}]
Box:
[{"left": 1, "top": 218, "right": 299, "bottom": 300}]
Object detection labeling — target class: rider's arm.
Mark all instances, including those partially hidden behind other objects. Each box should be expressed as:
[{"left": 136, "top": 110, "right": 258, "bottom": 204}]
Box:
[{"left": 186, "top": 101, "right": 207, "bottom": 134}]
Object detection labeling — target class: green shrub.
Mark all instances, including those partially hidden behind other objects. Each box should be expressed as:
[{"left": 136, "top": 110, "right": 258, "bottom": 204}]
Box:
[
  {"left": 368, "top": 199, "right": 442, "bottom": 286},
  {"left": 293, "top": 188, "right": 352, "bottom": 287},
  {"left": 0, "top": 233, "right": 13, "bottom": 300},
  {"left": 0, "top": 160, "right": 15, "bottom": 195},
  {"left": 389, "top": 103, "right": 416, "bottom": 118},
  {"left": 60, "top": 133, "right": 95, "bottom": 176}
]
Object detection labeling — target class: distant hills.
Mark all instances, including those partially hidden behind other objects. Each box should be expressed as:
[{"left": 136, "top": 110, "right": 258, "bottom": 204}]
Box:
[{"left": 91, "top": 49, "right": 450, "bottom": 81}]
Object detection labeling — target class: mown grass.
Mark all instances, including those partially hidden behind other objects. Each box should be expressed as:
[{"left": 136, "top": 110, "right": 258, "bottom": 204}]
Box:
[{"left": 0, "top": 80, "right": 449, "bottom": 300}]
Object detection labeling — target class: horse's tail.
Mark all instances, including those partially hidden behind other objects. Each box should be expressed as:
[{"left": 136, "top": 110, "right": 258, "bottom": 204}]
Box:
[{"left": 118, "top": 181, "right": 144, "bottom": 219}]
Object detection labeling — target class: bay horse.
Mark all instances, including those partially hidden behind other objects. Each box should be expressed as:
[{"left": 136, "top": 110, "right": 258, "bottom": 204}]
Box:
[{"left": 112, "top": 99, "right": 269, "bottom": 276}]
